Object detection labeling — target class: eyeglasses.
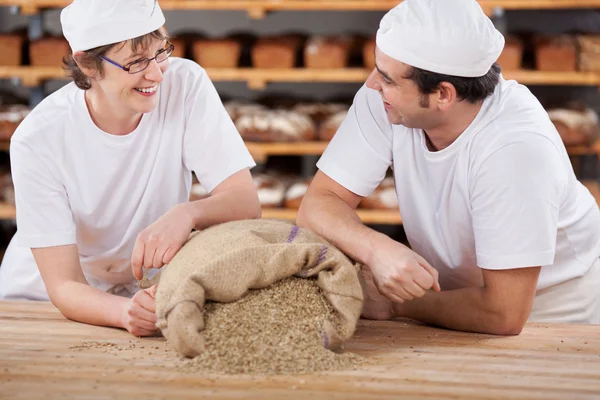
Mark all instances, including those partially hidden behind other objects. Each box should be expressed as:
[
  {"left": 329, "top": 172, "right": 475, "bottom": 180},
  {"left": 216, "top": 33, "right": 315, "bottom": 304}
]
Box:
[{"left": 98, "top": 43, "right": 175, "bottom": 74}]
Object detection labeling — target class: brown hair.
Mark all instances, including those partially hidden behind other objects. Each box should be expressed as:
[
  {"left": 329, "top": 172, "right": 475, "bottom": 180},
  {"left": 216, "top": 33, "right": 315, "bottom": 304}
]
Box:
[
  {"left": 63, "top": 28, "right": 169, "bottom": 90},
  {"left": 405, "top": 63, "right": 501, "bottom": 107}
]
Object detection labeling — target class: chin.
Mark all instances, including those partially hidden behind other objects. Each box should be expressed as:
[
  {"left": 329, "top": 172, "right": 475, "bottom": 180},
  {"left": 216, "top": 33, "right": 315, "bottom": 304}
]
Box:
[{"left": 133, "top": 94, "right": 160, "bottom": 114}]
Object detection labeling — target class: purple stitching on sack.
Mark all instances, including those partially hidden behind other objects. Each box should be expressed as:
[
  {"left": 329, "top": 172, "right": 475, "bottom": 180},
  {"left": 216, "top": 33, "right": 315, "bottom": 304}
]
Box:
[
  {"left": 287, "top": 226, "right": 299, "bottom": 243},
  {"left": 322, "top": 331, "right": 329, "bottom": 349},
  {"left": 317, "top": 245, "right": 328, "bottom": 265}
]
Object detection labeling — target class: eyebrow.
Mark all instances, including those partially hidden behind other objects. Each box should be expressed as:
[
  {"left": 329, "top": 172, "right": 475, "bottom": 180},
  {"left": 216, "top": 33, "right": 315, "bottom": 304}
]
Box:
[
  {"left": 375, "top": 64, "right": 396, "bottom": 84},
  {"left": 124, "top": 41, "right": 168, "bottom": 63}
]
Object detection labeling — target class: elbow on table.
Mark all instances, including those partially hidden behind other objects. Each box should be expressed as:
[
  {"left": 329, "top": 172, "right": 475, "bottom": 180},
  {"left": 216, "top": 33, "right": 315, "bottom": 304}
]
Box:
[{"left": 485, "top": 311, "right": 529, "bottom": 336}]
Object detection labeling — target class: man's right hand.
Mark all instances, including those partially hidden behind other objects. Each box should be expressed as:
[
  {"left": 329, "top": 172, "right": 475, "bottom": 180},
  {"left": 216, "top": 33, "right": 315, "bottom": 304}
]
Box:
[
  {"left": 368, "top": 237, "right": 441, "bottom": 303},
  {"left": 120, "top": 286, "right": 159, "bottom": 337}
]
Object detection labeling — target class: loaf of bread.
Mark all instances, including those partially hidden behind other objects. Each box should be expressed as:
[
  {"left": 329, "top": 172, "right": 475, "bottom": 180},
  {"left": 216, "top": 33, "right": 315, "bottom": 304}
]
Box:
[
  {"left": 535, "top": 35, "right": 577, "bottom": 72},
  {"left": 304, "top": 35, "right": 352, "bottom": 69},
  {"left": 284, "top": 178, "right": 312, "bottom": 209},
  {"left": 253, "top": 173, "right": 285, "bottom": 208},
  {"left": 363, "top": 37, "right": 376, "bottom": 70},
  {"left": 169, "top": 37, "right": 186, "bottom": 59},
  {"left": 359, "top": 177, "right": 398, "bottom": 210},
  {"left": 192, "top": 38, "right": 241, "bottom": 68},
  {"left": 548, "top": 105, "right": 599, "bottom": 146},
  {"left": 318, "top": 110, "right": 348, "bottom": 141},
  {"left": 292, "top": 102, "right": 347, "bottom": 124},
  {"left": 496, "top": 35, "right": 523, "bottom": 70},
  {"left": 0, "top": 104, "right": 30, "bottom": 140},
  {"left": 235, "top": 110, "right": 316, "bottom": 142},
  {"left": 577, "top": 35, "right": 600, "bottom": 73},
  {"left": 0, "top": 34, "right": 23, "bottom": 66},
  {"left": 224, "top": 100, "right": 267, "bottom": 123},
  {"left": 29, "top": 37, "right": 71, "bottom": 66},
  {"left": 252, "top": 35, "right": 304, "bottom": 69}
]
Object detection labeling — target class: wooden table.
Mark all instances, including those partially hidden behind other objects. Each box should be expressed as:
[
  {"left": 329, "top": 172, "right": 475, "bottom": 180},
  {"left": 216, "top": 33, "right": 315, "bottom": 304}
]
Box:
[{"left": 1, "top": 301, "right": 599, "bottom": 399}]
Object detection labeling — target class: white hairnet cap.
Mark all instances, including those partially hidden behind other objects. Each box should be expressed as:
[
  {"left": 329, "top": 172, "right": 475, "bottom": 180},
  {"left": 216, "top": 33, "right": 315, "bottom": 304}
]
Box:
[
  {"left": 61, "top": 0, "right": 166, "bottom": 52},
  {"left": 376, "top": 0, "right": 505, "bottom": 77}
]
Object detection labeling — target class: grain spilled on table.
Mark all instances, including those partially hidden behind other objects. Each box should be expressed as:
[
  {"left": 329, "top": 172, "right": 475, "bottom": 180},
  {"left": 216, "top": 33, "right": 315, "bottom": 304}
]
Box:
[{"left": 69, "top": 277, "right": 366, "bottom": 375}]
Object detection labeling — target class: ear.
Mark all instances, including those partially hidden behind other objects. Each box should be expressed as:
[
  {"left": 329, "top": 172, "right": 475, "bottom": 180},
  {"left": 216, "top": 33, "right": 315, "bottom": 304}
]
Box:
[
  {"left": 436, "top": 82, "right": 457, "bottom": 111},
  {"left": 73, "top": 51, "right": 101, "bottom": 80}
]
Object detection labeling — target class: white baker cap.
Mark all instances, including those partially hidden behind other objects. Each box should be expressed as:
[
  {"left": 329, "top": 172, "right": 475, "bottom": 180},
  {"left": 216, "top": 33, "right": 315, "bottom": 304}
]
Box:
[
  {"left": 376, "top": 0, "right": 505, "bottom": 77},
  {"left": 61, "top": 0, "right": 166, "bottom": 52}
]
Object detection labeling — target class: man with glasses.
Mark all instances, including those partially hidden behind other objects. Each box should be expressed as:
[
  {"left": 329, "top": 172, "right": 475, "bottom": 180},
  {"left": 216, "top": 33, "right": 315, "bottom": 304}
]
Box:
[{"left": 0, "top": 0, "right": 261, "bottom": 337}]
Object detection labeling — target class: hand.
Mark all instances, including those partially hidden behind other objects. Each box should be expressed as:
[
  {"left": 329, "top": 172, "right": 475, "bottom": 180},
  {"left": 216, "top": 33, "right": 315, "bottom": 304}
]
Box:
[
  {"left": 367, "top": 238, "right": 441, "bottom": 303},
  {"left": 121, "top": 285, "right": 159, "bottom": 337},
  {"left": 131, "top": 203, "right": 195, "bottom": 280}
]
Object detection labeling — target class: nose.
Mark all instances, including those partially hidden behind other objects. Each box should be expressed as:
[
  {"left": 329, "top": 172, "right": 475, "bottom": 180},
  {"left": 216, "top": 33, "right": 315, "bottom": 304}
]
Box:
[
  {"left": 366, "top": 69, "right": 381, "bottom": 91},
  {"left": 144, "top": 59, "right": 165, "bottom": 83}
]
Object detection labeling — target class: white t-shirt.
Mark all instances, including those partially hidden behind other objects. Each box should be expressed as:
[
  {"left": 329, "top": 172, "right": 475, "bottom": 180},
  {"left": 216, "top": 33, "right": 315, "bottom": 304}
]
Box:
[
  {"left": 0, "top": 58, "right": 255, "bottom": 300},
  {"left": 318, "top": 77, "right": 600, "bottom": 291}
]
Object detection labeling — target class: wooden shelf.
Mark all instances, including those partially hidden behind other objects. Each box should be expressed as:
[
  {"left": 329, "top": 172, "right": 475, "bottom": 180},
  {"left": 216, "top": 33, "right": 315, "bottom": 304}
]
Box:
[
  {"left": 2, "top": 66, "right": 600, "bottom": 88},
  {"left": 262, "top": 207, "right": 402, "bottom": 225},
  {"left": 0, "top": 202, "right": 401, "bottom": 224},
  {"left": 0, "top": 203, "right": 15, "bottom": 220},
  {"left": 0, "top": 66, "right": 65, "bottom": 87},
  {"left": 2, "top": 139, "right": 600, "bottom": 159},
  {"left": 566, "top": 140, "right": 600, "bottom": 156},
  {"left": 246, "top": 141, "right": 327, "bottom": 163},
  {"left": 2, "top": 0, "right": 600, "bottom": 17},
  {"left": 206, "top": 68, "right": 370, "bottom": 90}
]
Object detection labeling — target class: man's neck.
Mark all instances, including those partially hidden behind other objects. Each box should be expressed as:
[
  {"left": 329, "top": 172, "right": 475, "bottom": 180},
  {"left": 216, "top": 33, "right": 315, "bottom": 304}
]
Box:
[
  {"left": 424, "top": 100, "right": 484, "bottom": 152},
  {"left": 84, "top": 90, "right": 142, "bottom": 136}
]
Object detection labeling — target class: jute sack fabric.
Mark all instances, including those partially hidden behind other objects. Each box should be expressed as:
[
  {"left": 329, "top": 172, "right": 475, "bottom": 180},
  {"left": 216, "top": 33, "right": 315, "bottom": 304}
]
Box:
[{"left": 152, "top": 219, "right": 364, "bottom": 358}]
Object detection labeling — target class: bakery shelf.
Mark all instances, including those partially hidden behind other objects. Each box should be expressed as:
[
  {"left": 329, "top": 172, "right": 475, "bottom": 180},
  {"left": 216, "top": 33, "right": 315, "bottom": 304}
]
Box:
[
  {"left": 2, "top": 66, "right": 600, "bottom": 88},
  {"left": 0, "top": 202, "right": 402, "bottom": 224},
  {"left": 1, "top": 138, "right": 599, "bottom": 160},
  {"left": 504, "top": 70, "right": 600, "bottom": 86},
  {"left": 0, "top": 66, "right": 64, "bottom": 87},
  {"left": 244, "top": 140, "right": 600, "bottom": 163},
  {"left": 566, "top": 140, "right": 600, "bottom": 156},
  {"left": 245, "top": 141, "right": 328, "bottom": 163},
  {"left": 262, "top": 207, "right": 403, "bottom": 225},
  {"left": 3, "top": 0, "right": 600, "bottom": 17},
  {"left": 206, "top": 68, "right": 371, "bottom": 89}
]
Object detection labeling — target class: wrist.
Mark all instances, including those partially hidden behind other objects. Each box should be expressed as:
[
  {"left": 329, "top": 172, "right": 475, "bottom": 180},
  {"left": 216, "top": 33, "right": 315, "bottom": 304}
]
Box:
[{"left": 181, "top": 201, "right": 201, "bottom": 229}]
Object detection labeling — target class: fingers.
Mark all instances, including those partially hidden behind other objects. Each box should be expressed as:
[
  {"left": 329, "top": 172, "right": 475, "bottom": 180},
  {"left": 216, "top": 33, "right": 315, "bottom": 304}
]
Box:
[
  {"left": 131, "top": 238, "right": 145, "bottom": 280},
  {"left": 144, "top": 241, "right": 157, "bottom": 271},
  {"left": 130, "top": 327, "right": 158, "bottom": 338},
  {"left": 145, "top": 285, "right": 158, "bottom": 300},
  {"left": 162, "top": 246, "right": 180, "bottom": 265},
  {"left": 152, "top": 245, "right": 169, "bottom": 270},
  {"left": 417, "top": 256, "right": 441, "bottom": 292},
  {"left": 135, "top": 290, "right": 157, "bottom": 315}
]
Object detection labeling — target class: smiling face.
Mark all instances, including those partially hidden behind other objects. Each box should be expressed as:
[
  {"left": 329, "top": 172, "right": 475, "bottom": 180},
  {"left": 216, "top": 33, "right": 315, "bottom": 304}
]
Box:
[
  {"left": 90, "top": 28, "right": 171, "bottom": 116},
  {"left": 365, "top": 47, "right": 443, "bottom": 130}
]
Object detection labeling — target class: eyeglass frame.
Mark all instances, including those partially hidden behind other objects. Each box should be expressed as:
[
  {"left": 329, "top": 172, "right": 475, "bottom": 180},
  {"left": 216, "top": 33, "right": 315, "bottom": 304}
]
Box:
[{"left": 98, "top": 42, "right": 175, "bottom": 74}]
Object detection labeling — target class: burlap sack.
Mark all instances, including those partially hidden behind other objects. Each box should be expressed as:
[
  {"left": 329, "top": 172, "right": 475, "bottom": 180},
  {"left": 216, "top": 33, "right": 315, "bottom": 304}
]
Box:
[{"left": 151, "top": 219, "right": 363, "bottom": 358}]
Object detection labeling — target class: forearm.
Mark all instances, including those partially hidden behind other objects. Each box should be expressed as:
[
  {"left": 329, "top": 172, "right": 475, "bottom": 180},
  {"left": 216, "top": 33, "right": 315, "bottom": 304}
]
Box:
[
  {"left": 49, "top": 281, "right": 128, "bottom": 329},
  {"left": 188, "top": 188, "right": 261, "bottom": 231},
  {"left": 396, "top": 287, "right": 525, "bottom": 335},
  {"left": 297, "top": 191, "right": 391, "bottom": 266}
]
